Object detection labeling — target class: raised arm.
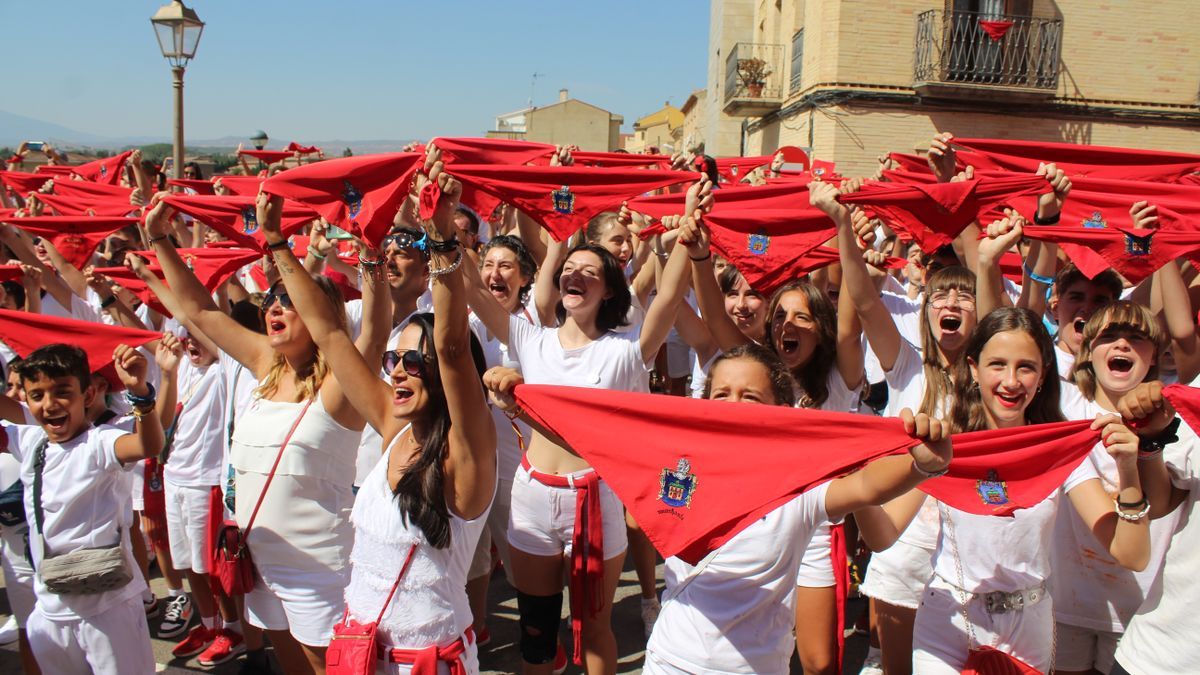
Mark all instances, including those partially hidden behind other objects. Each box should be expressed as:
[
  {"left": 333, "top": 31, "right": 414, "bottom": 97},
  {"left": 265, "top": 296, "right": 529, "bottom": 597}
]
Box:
[
  {"left": 1066, "top": 415, "right": 1151, "bottom": 571},
  {"left": 1117, "top": 382, "right": 1191, "bottom": 518},
  {"left": 257, "top": 194, "right": 365, "bottom": 432},
  {"left": 533, "top": 234, "right": 567, "bottom": 327},
  {"left": 975, "top": 213, "right": 1024, "bottom": 317},
  {"left": 425, "top": 157, "right": 496, "bottom": 520},
  {"left": 814, "top": 182, "right": 903, "bottom": 371},
  {"left": 639, "top": 225, "right": 693, "bottom": 364},
  {"left": 145, "top": 199, "right": 273, "bottom": 377},
  {"left": 111, "top": 344, "right": 166, "bottom": 464}
]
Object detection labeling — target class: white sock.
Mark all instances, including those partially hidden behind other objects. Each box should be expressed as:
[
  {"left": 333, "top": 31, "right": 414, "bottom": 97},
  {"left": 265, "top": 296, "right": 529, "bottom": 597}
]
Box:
[
  {"left": 201, "top": 614, "right": 217, "bottom": 630},
  {"left": 223, "top": 619, "right": 242, "bottom": 635},
  {"left": 168, "top": 588, "right": 187, "bottom": 598}
]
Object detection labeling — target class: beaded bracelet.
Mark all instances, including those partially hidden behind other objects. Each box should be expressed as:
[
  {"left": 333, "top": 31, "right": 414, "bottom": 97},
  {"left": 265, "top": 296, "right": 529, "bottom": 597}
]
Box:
[
  {"left": 1114, "top": 497, "right": 1151, "bottom": 522},
  {"left": 429, "top": 248, "right": 464, "bottom": 278}
]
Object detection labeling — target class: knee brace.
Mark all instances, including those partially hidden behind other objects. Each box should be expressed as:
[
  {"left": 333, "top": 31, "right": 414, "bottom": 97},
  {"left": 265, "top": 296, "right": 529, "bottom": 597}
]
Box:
[{"left": 517, "top": 591, "right": 563, "bottom": 664}]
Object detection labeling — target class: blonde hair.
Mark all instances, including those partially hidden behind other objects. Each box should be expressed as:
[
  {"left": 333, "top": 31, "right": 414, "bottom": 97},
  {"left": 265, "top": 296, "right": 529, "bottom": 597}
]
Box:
[
  {"left": 254, "top": 275, "right": 347, "bottom": 402},
  {"left": 1070, "top": 301, "right": 1165, "bottom": 401}
]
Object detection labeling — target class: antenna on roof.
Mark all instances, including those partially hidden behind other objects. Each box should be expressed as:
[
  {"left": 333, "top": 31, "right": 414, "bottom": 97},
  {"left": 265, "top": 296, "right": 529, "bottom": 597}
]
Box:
[{"left": 528, "top": 72, "right": 544, "bottom": 109}]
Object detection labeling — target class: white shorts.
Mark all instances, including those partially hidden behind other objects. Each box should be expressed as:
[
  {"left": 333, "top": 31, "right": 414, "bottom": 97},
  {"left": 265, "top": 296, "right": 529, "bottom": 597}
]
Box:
[
  {"left": 469, "top": 479, "right": 514, "bottom": 583},
  {"left": 912, "top": 575, "right": 1054, "bottom": 674},
  {"left": 26, "top": 593, "right": 155, "bottom": 675},
  {"left": 1, "top": 535, "right": 36, "bottom": 626},
  {"left": 1054, "top": 622, "right": 1119, "bottom": 673},
  {"left": 797, "top": 521, "right": 834, "bottom": 587},
  {"left": 165, "top": 480, "right": 214, "bottom": 574},
  {"left": 128, "top": 460, "right": 145, "bottom": 512},
  {"left": 508, "top": 464, "right": 628, "bottom": 560},
  {"left": 859, "top": 539, "right": 934, "bottom": 609},
  {"left": 376, "top": 632, "right": 480, "bottom": 674},
  {"left": 643, "top": 649, "right": 696, "bottom": 675},
  {"left": 246, "top": 563, "right": 349, "bottom": 647}
]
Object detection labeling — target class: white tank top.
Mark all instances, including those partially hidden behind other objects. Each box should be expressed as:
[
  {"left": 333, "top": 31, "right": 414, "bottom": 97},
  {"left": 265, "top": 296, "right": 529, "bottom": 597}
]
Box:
[
  {"left": 230, "top": 392, "right": 361, "bottom": 573},
  {"left": 343, "top": 430, "right": 493, "bottom": 649}
]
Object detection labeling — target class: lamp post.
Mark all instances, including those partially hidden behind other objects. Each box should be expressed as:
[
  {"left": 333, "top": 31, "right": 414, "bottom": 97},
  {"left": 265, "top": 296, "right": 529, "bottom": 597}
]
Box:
[
  {"left": 250, "top": 130, "right": 269, "bottom": 150},
  {"left": 150, "top": 1, "right": 204, "bottom": 180}
]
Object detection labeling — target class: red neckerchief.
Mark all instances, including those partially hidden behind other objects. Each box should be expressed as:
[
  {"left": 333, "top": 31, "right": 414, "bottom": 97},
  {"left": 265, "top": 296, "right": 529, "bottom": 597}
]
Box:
[
  {"left": 162, "top": 193, "right": 318, "bottom": 251},
  {"left": 513, "top": 384, "right": 1100, "bottom": 564},
  {"left": 952, "top": 137, "right": 1200, "bottom": 182},
  {"left": 166, "top": 178, "right": 217, "bottom": 195},
  {"left": 34, "top": 192, "right": 134, "bottom": 217},
  {"left": 261, "top": 153, "right": 423, "bottom": 246},
  {"left": 212, "top": 175, "right": 265, "bottom": 196},
  {"left": 1020, "top": 225, "right": 1200, "bottom": 285},
  {"left": 70, "top": 151, "right": 133, "bottom": 185},
  {"left": 432, "top": 136, "right": 556, "bottom": 166},
  {"left": 237, "top": 149, "right": 293, "bottom": 165},
  {"left": 7, "top": 215, "right": 138, "bottom": 269}
]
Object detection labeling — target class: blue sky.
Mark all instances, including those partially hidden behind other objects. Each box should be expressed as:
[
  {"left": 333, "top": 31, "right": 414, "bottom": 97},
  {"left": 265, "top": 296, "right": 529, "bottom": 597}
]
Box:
[{"left": 0, "top": 1, "right": 708, "bottom": 142}]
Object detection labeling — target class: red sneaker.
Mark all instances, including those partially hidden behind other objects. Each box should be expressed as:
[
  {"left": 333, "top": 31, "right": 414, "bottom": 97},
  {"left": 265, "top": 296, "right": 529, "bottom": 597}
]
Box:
[
  {"left": 172, "top": 625, "right": 215, "bottom": 658},
  {"left": 552, "top": 641, "right": 567, "bottom": 675},
  {"left": 198, "top": 628, "right": 246, "bottom": 666}
]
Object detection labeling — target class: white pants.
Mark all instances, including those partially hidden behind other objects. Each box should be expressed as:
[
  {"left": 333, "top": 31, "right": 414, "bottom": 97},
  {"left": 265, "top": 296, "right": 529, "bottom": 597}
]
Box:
[
  {"left": 912, "top": 576, "right": 1053, "bottom": 674},
  {"left": 26, "top": 593, "right": 155, "bottom": 674},
  {"left": 246, "top": 562, "right": 349, "bottom": 647},
  {"left": 165, "top": 479, "right": 214, "bottom": 573},
  {"left": 1, "top": 525, "right": 36, "bottom": 626},
  {"left": 1055, "top": 621, "right": 1119, "bottom": 673}
]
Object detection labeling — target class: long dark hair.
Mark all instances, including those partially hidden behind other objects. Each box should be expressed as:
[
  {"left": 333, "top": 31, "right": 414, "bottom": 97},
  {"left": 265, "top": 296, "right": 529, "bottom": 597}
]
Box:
[
  {"left": 393, "top": 313, "right": 487, "bottom": 549},
  {"left": 553, "top": 243, "right": 631, "bottom": 332},
  {"left": 919, "top": 265, "right": 976, "bottom": 417},
  {"left": 766, "top": 281, "right": 836, "bottom": 408},
  {"left": 950, "top": 307, "right": 1063, "bottom": 433}
]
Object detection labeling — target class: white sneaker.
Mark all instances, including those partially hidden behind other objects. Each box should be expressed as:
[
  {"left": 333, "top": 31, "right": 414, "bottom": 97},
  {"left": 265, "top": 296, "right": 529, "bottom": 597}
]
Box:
[
  {"left": 858, "top": 647, "right": 884, "bottom": 675},
  {"left": 640, "top": 596, "right": 661, "bottom": 638},
  {"left": 0, "top": 615, "right": 17, "bottom": 645}
]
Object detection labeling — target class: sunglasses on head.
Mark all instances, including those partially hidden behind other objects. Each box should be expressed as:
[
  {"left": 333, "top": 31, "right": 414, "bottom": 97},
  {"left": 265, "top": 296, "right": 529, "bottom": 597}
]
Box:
[
  {"left": 261, "top": 288, "right": 294, "bottom": 312},
  {"left": 381, "top": 230, "right": 428, "bottom": 253},
  {"left": 382, "top": 349, "right": 429, "bottom": 379}
]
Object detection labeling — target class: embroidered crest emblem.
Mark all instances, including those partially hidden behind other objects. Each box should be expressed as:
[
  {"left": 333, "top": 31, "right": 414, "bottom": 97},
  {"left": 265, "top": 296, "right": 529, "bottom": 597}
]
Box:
[
  {"left": 241, "top": 205, "right": 259, "bottom": 234},
  {"left": 659, "top": 458, "right": 698, "bottom": 509},
  {"left": 1081, "top": 211, "right": 1107, "bottom": 229},
  {"left": 551, "top": 185, "right": 575, "bottom": 215},
  {"left": 976, "top": 469, "right": 1010, "bottom": 506},
  {"left": 1125, "top": 231, "right": 1152, "bottom": 256},
  {"left": 342, "top": 180, "right": 363, "bottom": 220},
  {"left": 748, "top": 229, "right": 770, "bottom": 256},
  {"left": 813, "top": 167, "right": 826, "bottom": 178},
  {"left": 730, "top": 164, "right": 740, "bottom": 177},
  {"left": 99, "top": 165, "right": 108, "bottom": 178}
]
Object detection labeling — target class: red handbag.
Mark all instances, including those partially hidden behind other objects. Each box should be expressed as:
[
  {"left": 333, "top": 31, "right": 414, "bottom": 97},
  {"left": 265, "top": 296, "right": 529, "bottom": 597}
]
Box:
[
  {"left": 326, "top": 543, "right": 419, "bottom": 675},
  {"left": 211, "top": 399, "right": 313, "bottom": 597},
  {"left": 962, "top": 646, "right": 1042, "bottom": 675}
]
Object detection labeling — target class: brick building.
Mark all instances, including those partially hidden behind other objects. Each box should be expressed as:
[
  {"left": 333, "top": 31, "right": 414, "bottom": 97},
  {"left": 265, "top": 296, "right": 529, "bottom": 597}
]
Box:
[{"left": 702, "top": 0, "right": 1200, "bottom": 175}]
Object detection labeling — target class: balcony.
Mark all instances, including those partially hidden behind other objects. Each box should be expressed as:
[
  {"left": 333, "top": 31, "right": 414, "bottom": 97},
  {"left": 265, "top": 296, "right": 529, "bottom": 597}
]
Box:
[
  {"left": 914, "top": 9, "right": 1062, "bottom": 101},
  {"left": 723, "top": 42, "right": 784, "bottom": 115}
]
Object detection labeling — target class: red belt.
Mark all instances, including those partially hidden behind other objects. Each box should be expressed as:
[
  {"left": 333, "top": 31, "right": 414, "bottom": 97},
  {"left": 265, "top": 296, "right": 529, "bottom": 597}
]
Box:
[
  {"left": 379, "top": 627, "right": 475, "bottom": 673},
  {"left": 521, "top": 456, "right": 604, "bottom": 667}
]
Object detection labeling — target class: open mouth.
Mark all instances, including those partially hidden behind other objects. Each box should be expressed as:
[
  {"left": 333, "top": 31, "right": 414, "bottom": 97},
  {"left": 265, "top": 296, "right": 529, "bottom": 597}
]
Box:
[
  {"left": 42, "top": 413, "right": 69, "bottom": 433},
  {"left": 780, "top": 337, "right": 800, "bottom": 354},
  {"left": 393, "top": 386, "right": 414, "bottom": 404},
  {"left": 1108, "top": 355, "right": 1134, "bottom": 373},
  {"left": 563, "top": 285, "right": 585, "bottom": 298},
  {"left": 1073, "top": 318, "right": 1087, "bottom": 334},
  {"left": 267, "top": 319, "right": 285, "bottom": 334},
  {"left": 489, "top": 282, "right": 509, "bottom": 295},
  {"left": 940, "top": 316, "right": 962, "bottom": 332},
  {"left": 995, "top": 390, "right": 1024, "bottom": 408}
]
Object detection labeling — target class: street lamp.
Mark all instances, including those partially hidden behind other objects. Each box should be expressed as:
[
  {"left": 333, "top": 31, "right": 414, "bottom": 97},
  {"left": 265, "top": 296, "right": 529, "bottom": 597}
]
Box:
[
  {"left": 250, "top": 130, "right": 269, "bottom": 150},
  {"left": 150, "top": 1, "right": 204, "bottom": 180}
]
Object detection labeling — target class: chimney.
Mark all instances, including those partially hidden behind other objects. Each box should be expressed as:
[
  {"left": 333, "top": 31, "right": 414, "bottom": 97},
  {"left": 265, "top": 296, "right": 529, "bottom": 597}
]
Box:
[{"left": 558, "top": 88, "right": 569, "bottom": 103}]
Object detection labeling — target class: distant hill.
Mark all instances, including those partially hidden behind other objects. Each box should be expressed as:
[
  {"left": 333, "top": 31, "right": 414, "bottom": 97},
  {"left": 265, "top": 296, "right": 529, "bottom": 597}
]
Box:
[{"left": 0, "top": 109, "right": 417, "bottom": 155}]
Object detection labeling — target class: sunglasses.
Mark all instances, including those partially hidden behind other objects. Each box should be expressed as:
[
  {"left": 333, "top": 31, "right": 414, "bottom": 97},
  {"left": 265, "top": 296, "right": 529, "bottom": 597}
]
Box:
[
  {"left": 261, "top": 289, "right": 294, "bottom": 312},
  {"left": 381, "top": 230, "right": 428, "bottom": 253},
  {"left": 382, "top": 349, "right": 429, "bottom": 379}
]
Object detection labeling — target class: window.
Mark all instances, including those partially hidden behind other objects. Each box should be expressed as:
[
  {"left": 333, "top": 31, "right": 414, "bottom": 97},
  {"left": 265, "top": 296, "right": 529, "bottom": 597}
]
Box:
[{"left": 789, "top": 29, "right": 804, "bottom": 95}]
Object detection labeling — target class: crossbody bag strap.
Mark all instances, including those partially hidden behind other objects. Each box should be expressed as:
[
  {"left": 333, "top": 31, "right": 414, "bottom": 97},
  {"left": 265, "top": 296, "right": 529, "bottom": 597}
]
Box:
[
  {"left": 242, "top": 397, "right": 315, "bottom": 538},
  {"left": 373, "top": 543, "right": 419, "bottom": 624},
  {"left": 30, "top": 437, "right": 51, "bottom": 554},
  {"left": 660, "top": 548, "right": 720, "bottom": 607}
]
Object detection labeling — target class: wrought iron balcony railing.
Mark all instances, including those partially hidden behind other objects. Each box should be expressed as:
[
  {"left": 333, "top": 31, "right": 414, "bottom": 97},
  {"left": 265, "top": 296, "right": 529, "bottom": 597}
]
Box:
[
  {"left": 723, "top": 42, "right": 784, "bottom": 114},
  {"left": 914, "top": 9, "right": 1062, "bottom": 96}
]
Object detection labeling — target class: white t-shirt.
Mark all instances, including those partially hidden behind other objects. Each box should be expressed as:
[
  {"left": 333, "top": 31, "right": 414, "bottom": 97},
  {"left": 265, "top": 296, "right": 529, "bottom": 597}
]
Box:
[
  {"left": 470, "top": 306, "right": 538, "bottom": 484},
  {"left": 1112, "top": 421, "right": 1199, "bottom": 674},
  {"left": 880, "top": 289, "right": 922, "bottom": 349},
  {"left": 648, "top": 482, "right": 831, "bottom": 675},
  {"left": 164, "top": 358, "right": 226, "bottom": 487},
  {"left": 344, "top": 293, "right": 433, "bottom": 342},
  {"left": 1056, "top": 343, "right": 1076, "bottom": 382},
  {"left": 932, "top": 458, "right": 1098, "bottom": 594},
  {"left": 506, "top": 314, "right": 649, "bottom": 393},
  {"left": 1, "top": 422, "right": 144, "bottom": 620},
  {"left": 1052, "top": 389, "right": 1180, "bottom": 632}
]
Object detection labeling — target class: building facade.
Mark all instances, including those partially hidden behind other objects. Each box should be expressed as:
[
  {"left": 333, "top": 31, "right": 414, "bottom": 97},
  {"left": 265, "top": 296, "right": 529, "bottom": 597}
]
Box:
[
  {"left": 702, "top": 0, "right": 1200, "bottom": 175},
  {"left": 625, "top": 103, "right": 685, "bottom": 153},
  {"left": 487, "top": 89, "right": 624, "bottom": 151}
]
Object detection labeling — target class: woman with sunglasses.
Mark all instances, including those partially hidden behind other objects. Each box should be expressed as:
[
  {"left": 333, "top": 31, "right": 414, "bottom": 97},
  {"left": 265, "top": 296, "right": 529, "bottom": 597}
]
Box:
[
  {"left": 461, "top": 179, "right": 705, "bottom": 674},
  {"left": 145, "top": 197, "right": 368, "bottom": 674},
  {"left": 260, "top": 155, "right": 496, "bottom": 674}
]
